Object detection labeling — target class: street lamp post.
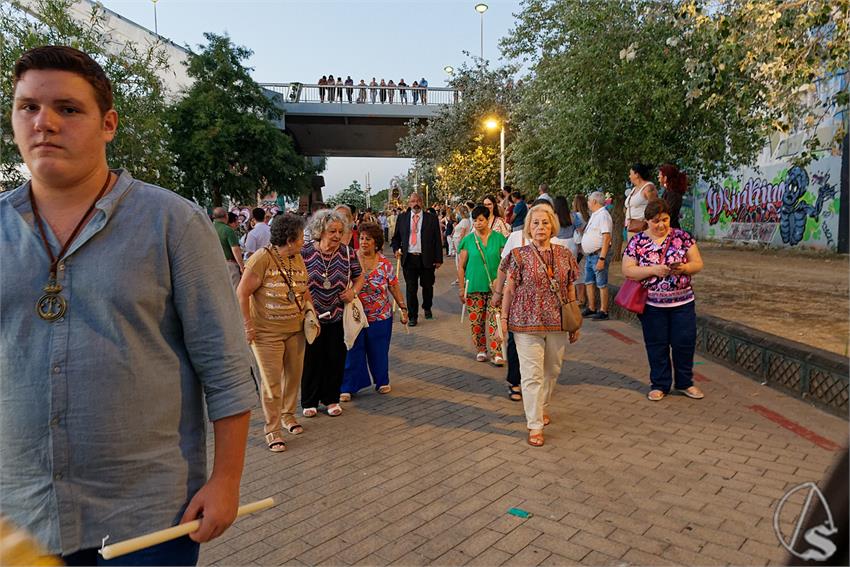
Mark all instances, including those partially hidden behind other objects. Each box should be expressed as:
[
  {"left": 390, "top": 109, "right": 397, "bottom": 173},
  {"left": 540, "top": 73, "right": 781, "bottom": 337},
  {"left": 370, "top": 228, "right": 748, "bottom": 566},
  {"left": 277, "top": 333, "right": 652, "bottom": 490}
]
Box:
[
  {"left": 151, "top": 0, "right": 159, "bottom": 36},
  {"left": 484, "top": 118, "right": 505, "bottom": 192},
  {"left": 474, "top": 3, "right": 488, "bottom": 64}
]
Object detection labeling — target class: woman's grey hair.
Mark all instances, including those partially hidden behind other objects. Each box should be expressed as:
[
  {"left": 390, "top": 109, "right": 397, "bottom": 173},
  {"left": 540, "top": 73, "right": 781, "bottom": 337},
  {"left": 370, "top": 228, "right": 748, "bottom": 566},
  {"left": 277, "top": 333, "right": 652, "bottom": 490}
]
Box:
[
  {"left": 270, "top": 213, "right": 306, "bottom": 246},
  {"left": 309, "top": 209, "right": 348, "bottom": 240},
  {"left": 588, "top": 191, "right": 606, "bottom": 206}
]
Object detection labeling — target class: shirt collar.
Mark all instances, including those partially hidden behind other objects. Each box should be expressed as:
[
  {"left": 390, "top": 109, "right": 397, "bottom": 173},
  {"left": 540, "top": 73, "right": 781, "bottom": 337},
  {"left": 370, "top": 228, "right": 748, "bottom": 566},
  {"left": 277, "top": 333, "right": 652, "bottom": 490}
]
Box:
[{"left": 9, "top": 168, "right": 134, "bottom": 220}]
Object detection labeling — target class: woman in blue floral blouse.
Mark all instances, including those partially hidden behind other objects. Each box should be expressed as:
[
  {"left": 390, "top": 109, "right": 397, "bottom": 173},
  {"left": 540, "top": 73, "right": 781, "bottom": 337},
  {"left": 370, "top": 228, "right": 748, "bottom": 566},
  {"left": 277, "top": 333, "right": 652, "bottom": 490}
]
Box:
[{"left": 622, "top": 199, "right": 704, "bottom": 402}]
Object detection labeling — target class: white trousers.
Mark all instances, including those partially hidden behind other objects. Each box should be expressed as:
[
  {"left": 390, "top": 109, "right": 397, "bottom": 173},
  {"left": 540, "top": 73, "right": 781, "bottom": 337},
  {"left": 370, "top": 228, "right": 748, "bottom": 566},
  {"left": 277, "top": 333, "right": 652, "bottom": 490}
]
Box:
[{"left": 514, "top": 332, "right": 568, "bottom": 430}]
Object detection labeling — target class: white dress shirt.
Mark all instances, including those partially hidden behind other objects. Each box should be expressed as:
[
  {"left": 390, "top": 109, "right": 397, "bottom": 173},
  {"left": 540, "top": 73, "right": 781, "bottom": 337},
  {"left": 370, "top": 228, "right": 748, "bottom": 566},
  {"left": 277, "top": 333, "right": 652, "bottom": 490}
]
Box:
[{"left": 408, "top": 210, "right": 423, "bottom": 253}]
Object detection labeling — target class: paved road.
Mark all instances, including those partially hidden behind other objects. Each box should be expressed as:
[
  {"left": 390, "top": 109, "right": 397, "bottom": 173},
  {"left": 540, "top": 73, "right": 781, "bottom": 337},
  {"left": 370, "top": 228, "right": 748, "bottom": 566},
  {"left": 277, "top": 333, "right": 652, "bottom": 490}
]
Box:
[{"left": 201, "top": 265, "right": 847, "bottom": 566}]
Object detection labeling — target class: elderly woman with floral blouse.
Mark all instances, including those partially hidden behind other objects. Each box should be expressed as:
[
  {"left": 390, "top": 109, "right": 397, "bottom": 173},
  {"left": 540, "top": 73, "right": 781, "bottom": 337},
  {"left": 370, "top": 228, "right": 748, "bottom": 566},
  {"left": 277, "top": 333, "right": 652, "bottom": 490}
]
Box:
[
  {"left": 499, "top": 204, "right": 580, "bottom": 447},
  {"left": 340, "top": 222, "right": 408, "bottom": 400},
  {"left": 300, "top": 209, "right": 365, "bottom": 417}
]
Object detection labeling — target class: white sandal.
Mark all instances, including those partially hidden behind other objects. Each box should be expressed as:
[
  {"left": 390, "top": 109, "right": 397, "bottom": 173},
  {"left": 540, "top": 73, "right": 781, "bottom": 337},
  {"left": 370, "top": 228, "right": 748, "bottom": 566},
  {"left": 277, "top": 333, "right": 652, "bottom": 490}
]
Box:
[
  {"left": 302, "top": 407, "right": 318, "bottom": 418},
  {"left": 327, "top": 403, "right": 342, "bottom": 416}
]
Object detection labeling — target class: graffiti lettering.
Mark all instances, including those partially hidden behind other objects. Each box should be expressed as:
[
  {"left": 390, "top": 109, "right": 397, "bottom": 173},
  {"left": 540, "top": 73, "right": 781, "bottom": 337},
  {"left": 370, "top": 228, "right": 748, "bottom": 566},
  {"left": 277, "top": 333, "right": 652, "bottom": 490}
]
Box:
[
  {"left": 727, "top": 222, "right": 777, "bottom": 243},
  {"left": 705, "top": 176, "right": 784, "bottom": 225}
]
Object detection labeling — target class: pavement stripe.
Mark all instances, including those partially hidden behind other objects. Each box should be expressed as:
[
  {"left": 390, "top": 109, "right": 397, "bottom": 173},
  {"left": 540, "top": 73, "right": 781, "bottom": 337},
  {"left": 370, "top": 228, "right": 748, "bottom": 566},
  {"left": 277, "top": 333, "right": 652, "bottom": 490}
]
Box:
[
  {"left": 746, "top": 405, "right": 842, "bottom": 451},
  {"left": 603, "top": 328, "right": 637, "bottom": 345}
]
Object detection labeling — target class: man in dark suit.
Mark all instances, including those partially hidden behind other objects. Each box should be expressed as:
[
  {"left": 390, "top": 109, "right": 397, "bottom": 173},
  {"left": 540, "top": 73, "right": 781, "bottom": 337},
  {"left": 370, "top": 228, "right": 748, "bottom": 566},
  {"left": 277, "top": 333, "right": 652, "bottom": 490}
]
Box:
[{"left": 391, "top": 193, "right": 443, "bottom": 326}]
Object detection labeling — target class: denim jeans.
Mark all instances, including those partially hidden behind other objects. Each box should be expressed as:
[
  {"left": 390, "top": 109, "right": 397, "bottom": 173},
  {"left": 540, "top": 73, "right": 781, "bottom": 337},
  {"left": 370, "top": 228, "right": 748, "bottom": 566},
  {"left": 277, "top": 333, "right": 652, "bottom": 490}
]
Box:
[
  {"left": 637, "top": 302, "right": 696, "bottom": 393},
  {"left": 63, "top": 536, "right": 199, "bottom": 566}
]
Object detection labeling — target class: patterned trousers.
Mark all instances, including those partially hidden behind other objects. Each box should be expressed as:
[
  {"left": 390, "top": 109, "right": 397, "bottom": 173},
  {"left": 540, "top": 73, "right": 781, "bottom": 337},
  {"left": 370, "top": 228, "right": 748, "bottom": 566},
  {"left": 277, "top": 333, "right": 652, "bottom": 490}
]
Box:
[{"left": 466, "top": 292, "right": 503, "bottom": 357}]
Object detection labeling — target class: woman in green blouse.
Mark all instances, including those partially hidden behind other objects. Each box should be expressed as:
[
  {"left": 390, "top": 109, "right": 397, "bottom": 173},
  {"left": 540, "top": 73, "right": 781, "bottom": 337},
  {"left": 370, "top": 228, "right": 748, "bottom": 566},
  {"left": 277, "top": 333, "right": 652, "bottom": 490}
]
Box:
[{"left": 457, "top": 205, "right": 508, "bottom": 365}]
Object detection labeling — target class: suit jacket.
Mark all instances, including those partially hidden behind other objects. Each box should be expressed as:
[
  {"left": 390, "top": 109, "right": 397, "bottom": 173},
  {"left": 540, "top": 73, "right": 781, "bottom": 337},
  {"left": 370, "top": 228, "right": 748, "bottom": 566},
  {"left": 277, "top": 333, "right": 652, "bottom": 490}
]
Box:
[{"left": 391, "top": 209, "right": 443, "bottom": 268}]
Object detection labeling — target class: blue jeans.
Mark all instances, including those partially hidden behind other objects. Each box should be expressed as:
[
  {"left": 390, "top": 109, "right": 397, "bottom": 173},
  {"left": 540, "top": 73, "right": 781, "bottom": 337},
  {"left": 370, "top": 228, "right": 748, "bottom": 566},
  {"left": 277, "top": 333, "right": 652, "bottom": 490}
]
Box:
[
  {"left": 342, "top": 317, "right": 393, "bottom": 393},
  {"left": 583, "top": 251, "right": 609, "bottom": 288},
  {"left": 62, "top": 536, "right": 199, "bottom": 566},
  {"left": 637, "top": 302, "right": 696, "bottom": 393}
]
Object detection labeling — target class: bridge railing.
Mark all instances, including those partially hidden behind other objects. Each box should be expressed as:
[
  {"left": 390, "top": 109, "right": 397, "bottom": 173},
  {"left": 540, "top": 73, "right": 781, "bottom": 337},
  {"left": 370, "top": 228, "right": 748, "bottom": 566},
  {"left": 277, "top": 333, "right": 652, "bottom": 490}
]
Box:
[{"left": 260, "top": 83, "right": 461, "bottom": 106}]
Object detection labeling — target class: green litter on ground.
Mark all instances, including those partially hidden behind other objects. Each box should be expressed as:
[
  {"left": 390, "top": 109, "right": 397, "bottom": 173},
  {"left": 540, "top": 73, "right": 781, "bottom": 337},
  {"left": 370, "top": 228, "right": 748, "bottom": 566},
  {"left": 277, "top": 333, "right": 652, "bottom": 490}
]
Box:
[{"left": 507, "top": 507, "right": 532, "bottom": 518}]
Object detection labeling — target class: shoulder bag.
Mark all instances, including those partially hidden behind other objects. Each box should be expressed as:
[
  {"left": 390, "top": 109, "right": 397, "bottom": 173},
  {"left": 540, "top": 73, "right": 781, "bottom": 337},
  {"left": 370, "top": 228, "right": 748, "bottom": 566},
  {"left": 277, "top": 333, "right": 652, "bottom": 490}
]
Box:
[
  {"left": 472, "top": 235, "right": 498, "bottom": 293},
  {"left": 529, "top": 245, "right": 582, "bottom": 333},
  {"left": 342, "top": 245, "right": 369, "bottom": 350},
  {"left": 265, "top": 246, "right": 319, "bottom": 344},
  {"left": 614, "top": 235, "right": 671, "bottom": 314}
]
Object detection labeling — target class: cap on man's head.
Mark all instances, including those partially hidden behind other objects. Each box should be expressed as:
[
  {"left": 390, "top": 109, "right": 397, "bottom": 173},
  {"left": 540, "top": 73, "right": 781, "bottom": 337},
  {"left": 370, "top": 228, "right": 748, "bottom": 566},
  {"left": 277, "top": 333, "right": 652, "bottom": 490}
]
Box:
[{"left": 14, "top": 45, "right": 113, "bottom": 115}]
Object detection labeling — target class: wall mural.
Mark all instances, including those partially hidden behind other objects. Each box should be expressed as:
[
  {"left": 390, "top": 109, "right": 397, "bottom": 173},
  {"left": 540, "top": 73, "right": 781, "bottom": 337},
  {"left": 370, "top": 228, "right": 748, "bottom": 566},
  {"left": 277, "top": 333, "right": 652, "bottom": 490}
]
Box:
[{"left": 694, "top": 153, "right": 842, "bottom": 251}]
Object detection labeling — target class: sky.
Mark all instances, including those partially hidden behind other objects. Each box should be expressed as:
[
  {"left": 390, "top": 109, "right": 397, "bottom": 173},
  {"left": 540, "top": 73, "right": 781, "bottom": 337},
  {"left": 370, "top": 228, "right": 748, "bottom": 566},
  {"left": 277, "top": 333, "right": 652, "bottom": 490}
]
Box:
[{"left": 98, "top": 0, "right": 524, "bottom": 199}]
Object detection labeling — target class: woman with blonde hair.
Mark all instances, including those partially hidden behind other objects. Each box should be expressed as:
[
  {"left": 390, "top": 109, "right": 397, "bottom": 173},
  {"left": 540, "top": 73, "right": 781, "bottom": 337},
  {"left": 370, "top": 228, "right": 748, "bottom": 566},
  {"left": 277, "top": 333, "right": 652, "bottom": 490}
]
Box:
[{"left": 499, "top": 204, "right": 580, "bottom": 447}]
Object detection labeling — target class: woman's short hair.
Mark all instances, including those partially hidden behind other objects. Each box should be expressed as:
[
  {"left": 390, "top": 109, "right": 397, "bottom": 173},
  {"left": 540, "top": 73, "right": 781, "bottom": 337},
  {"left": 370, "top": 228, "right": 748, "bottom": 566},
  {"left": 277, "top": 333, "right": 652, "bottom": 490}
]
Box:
[
  {"left": 630, "top": 163, "right": 652, "bottom": 180},
  {"left": 643, "top": 198, "right": 670, "bottom": 220},
  {"left": 358, "top": 221, "right": 384, "bottom": 249},
  {"left": 309, "top": 209, "right": 347, "bottom": 240},
  {"left": 523, "top": 204, "right": 560, "bottom": 241},
  {"left": 456, "top": 204, "right": 469, "bottom": 218},
  {"left": 470, "top": 204, "right": 490, "bottom": 220},
  {"left": 270, "top": 213, "right": 306, "bottom": 246}
]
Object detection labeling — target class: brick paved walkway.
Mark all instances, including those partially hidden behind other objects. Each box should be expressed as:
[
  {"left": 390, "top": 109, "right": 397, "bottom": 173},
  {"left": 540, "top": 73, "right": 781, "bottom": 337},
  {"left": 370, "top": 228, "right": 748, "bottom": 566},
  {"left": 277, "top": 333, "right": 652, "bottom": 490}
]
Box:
[{"left": 201, "top": 266, "right": 847, "bottom": 566}]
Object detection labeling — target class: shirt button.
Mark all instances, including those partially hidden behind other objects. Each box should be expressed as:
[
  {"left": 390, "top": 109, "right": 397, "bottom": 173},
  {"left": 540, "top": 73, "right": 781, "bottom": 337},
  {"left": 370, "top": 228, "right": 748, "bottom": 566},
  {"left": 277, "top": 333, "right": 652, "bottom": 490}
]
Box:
[
  {"left": 58, "top": 263, "right": 65, "bottom": 271},
  {"left": 53, "top": 472, "right": 62, "bottom": 480},
  {"left": 53, "top": 366, "right": 61, "bottom": 374},
  {"left": 50, "top": 416, "right": 60, "bottom": 427}
]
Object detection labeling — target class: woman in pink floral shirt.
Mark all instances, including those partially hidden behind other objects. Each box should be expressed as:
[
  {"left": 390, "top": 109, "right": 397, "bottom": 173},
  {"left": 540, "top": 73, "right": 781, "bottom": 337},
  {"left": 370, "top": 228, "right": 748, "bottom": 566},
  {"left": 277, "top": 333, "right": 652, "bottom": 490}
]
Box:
[
  {"left": 341, "top": 223, "right": 408, "bottom": 400},
  {"left": 499, "top": 205, "right": 580, "bottom": 447},
  {"left": 622, "top": 199, "right": 705, "bottom": 402}
]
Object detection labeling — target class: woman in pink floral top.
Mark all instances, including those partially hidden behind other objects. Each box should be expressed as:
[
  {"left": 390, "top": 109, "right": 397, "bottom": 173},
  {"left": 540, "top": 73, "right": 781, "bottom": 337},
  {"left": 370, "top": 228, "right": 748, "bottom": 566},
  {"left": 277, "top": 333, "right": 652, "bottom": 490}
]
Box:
[
  {"left": 499, "top": 205, "right": 581, "bottom": 447},
  {"left": 622, "top": 199, "right": 705, "bottom": 402},
  {"left": 341, "top": 223, "right": 408, "bottom": 400}
]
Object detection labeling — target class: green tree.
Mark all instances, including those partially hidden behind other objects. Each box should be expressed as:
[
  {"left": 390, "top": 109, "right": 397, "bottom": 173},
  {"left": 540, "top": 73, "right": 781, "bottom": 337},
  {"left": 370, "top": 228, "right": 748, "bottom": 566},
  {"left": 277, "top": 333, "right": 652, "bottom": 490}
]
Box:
[
  {"left": 370, "top": 188, "right": 389, "bottom": 211},
  {"left": 502, "top": 0, "right": 765, "bottom": 253},
  {"left": 168, "top": 33, "right": 315, "bottom": 206},
  {"left": 677, "top": 0, "right": 849, "bottom": 164},
  {"left": 397, "top": 62, "right": 520, "bottom": 196},
  {"left": 326, "top": 180, "right": 367, "bottom": 211},
  {"left": 1, "top": 0, "right": 177, "bottom": 190}
]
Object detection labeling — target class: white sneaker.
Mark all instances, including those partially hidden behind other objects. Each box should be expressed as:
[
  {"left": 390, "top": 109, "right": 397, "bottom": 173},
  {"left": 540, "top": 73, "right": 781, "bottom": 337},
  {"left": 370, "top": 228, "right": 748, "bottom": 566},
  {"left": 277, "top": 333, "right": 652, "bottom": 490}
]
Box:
[
  {"left": 476, "top": 352, "right": 488, "bottom": 362},
  {"left": 339, "top": 393, "right": 351, "bottom": 402}
]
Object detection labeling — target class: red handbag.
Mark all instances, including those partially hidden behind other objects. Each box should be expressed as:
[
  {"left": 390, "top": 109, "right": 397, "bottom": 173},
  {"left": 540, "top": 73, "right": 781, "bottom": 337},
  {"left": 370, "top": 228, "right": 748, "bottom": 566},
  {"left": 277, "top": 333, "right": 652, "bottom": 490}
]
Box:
[{"left": 614, "top": 235, "right": 671, "bottom": 314}]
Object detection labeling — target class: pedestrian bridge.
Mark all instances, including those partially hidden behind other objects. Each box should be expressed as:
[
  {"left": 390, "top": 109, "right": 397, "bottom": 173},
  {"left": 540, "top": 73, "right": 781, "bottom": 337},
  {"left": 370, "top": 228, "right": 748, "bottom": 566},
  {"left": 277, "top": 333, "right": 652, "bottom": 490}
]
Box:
[{"left": 260, "top": 83, "right": 460, "bottom": 158}]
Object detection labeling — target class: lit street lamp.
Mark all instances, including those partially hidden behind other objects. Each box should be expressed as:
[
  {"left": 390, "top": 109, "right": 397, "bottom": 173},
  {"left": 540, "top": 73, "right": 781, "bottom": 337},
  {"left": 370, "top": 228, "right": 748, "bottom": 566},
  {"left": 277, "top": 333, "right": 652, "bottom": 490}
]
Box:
[
  {"left": 474, "top": 3, "right": 488, "bottom": 63},
  {"left": 484, "top": 117, "right": 504, "bottom": 192},
  {"left": 444, "top": 66, "right": 454, "bottom": 75}
]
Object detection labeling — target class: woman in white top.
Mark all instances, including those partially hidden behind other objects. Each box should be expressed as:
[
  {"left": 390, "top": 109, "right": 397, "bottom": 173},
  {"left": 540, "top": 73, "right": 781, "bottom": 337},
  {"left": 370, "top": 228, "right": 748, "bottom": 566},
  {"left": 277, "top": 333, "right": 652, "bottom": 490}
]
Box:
[
  {"left": 625, "top": 163, "right": 658, "bottom": 242},
  {"left": 451, "top": 204, "right": 472, "bottom": 283},
  {"left": 482, "top": 194, "right": 511, "bottom": 237}
]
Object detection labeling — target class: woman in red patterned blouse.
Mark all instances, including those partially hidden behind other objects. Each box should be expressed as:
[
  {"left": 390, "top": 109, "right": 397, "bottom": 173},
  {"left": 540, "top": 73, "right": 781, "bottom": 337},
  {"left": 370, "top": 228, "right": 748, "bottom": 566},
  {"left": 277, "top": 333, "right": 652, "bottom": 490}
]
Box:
[{"left": 499, "top": 205, "right": 581, "bottom": 447}]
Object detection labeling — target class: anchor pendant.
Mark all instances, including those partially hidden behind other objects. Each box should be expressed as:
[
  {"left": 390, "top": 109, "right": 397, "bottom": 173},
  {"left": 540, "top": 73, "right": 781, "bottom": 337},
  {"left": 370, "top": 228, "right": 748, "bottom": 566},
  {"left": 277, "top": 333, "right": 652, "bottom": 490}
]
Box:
[{"left": 36, "top": 279, "right": 67, "bottom": 322}]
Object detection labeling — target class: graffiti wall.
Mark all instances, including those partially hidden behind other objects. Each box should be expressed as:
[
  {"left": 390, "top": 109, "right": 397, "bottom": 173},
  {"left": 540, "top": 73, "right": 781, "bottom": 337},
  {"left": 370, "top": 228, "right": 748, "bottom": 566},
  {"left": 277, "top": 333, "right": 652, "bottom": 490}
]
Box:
[{"left": 694, "top": 153, "right": 843, "bottom": 251}]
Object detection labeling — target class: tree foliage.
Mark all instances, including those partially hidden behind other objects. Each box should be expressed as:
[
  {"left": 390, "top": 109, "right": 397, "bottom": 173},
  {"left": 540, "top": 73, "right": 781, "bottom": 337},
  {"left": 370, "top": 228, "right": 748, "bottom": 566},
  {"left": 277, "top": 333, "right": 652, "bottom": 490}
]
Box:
[
  {"left": 677, "top": 0, "right": 849, "bottom": 164},
  {"left": 167, "top": 33, "right": 317, "bottom": 206},
  {"left": 501, "top": 0, "right": 767, "bottom": 253},
  {"left": 1, "top": 0, "right": 177, "bottom": 190},
  {"left": 397, "top": 62, "right": 520, "bottom": 200},
  {"left": 326, "top": 179, "right": 367, "bottom": 211}
]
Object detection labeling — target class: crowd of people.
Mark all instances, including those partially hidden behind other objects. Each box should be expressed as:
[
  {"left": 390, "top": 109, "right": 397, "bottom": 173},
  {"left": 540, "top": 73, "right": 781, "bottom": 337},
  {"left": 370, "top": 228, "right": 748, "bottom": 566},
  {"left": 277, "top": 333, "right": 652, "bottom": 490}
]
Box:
[
  {"left": 317, "top": 75, "right": 431, "bottom": 104},
  {"left": 1, "top": 45, "right": 708, "bottom": 564}
]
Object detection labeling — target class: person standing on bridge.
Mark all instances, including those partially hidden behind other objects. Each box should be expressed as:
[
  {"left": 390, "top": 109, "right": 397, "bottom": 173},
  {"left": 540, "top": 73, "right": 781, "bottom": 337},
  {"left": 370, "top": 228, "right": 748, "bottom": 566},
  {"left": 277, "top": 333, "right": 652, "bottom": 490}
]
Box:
[
  {"left": 419, "top": 77, "right": 428, "bottom": 104},
  {"left": 398, "top": 78, "right": 408, "bottom": 104},
  {"left": 327, "top": 75, "right": 336, "bottom": 102},
  {"left": 411, "top": 81, "right": 419, "bottom": 105},
  {"left": 369, "top": 78, "right": 378, "bottom": 103},
  {"left": 379, "top": 79, "right": 387, "bottom": 103},
  {"left": 345, "top": 75, "right": 354, "bottom": 103},
  {"left": 335, "top": 76, "right": 343, "bottom": 102},
  {"left": 387, "top": 79, "right": 396, "bottom": 103},
  {"left": 357, "top": 79, "right": 367, "bottom": 103},
  {"left": 318, "top": 75, "right": 327, "bottom": 102},
  {"left": 391, "top": 193, "right": 443, "bottom": 327}
]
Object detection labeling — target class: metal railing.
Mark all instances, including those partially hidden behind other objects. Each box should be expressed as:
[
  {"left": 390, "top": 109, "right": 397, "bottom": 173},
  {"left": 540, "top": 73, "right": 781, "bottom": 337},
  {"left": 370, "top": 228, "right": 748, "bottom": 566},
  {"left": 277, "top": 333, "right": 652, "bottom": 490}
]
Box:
[{"left": 260, "top": 83, "right": 462, "bottom": 106}]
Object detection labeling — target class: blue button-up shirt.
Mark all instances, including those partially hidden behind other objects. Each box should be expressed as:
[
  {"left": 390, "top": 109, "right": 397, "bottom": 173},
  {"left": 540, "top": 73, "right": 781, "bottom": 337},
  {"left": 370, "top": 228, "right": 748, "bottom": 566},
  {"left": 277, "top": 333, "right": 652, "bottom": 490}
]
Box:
[{"left": 0, "top": 170, "right": 257, "bottom": 554}]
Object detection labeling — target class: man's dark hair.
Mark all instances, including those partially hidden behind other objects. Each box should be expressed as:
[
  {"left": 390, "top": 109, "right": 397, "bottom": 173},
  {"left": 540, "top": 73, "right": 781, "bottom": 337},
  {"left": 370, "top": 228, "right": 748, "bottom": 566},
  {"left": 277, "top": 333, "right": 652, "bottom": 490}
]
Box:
[
  {"left": 471, "top": 205, "right": 490, "bottom": 220},
  {"left": 227, "top": 212, "right": 238, "bottom": 225},
  {"left": 252, "top": 207, "right": 266, "bottom": 222},
  {"left": 270, "top": 213, "right": 306, "bottom": 246},
  {"left": 358, "top": 221, "right": 384, "bottom": 249},
  {"left": 14, "top": 46, "right": 113, "bottom": 115},
  {"left": 511, "top": 191, "right": 524, "bottom": 201}
]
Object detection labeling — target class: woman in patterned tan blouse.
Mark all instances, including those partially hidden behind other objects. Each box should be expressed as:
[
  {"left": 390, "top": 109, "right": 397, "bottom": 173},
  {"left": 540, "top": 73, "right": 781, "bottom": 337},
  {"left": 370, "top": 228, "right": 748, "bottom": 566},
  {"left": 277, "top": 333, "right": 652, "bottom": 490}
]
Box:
[{"left": 499, "top": 204, "right": 580, "bottom": 447}]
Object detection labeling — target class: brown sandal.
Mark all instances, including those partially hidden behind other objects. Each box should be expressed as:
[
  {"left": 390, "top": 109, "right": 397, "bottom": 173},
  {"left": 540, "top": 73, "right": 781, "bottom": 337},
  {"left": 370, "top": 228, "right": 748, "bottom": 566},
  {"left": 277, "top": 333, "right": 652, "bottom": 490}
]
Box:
[
  {"left": 647, "top": 390, "right": 665, "bottom": 401},
  {"left": 543, "top": 414, "right": 551, "bottom": 426},
  {"left": 527, "top": 429, "right": 544, "bottom": 447},
  {"left": 265, "top": 431, "right": 286, "bottom": 452}
]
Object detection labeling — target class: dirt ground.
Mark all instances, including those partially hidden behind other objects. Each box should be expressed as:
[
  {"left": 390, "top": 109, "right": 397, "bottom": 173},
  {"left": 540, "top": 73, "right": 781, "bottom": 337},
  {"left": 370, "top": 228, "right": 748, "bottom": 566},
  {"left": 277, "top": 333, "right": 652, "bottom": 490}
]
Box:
[{"left": 608, "top": 242, "right": 850, "bottom": 356}]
